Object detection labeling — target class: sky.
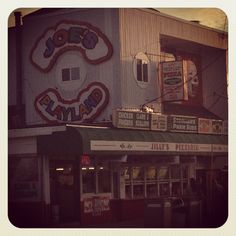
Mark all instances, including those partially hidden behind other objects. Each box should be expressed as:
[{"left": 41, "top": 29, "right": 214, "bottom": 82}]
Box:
[
  {"left": 157, "top": 8, "right": 228, "bottom": 32},
  {"left": 8, "top": 8, "right": 228, "bottom": 32}
]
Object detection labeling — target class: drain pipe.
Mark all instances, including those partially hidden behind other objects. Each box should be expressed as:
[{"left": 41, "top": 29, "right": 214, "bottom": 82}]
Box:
[{"left": 14, "top": 11, "right": 23, "bottom": 106}]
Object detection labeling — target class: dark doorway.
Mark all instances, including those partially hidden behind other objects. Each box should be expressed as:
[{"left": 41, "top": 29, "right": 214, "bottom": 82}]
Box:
[
  {"left": 196, "top": 169, "right": 228, "bottom": 227},
  {"left": 50, "top": 160, "right": 80, "bottom": 223}
]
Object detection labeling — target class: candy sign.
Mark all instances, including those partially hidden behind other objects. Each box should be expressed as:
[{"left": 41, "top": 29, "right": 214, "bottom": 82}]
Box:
[
  {"left": 34, "top": 82, "right": 109, "bottom": 123},
  {"left": 30, "top": 21, "right": 113, "bottom": 72}
]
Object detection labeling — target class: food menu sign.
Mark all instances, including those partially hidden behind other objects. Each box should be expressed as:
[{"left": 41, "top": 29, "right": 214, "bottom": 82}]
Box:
[
  {"left": 151, "top": 114, "right": 167, "bottom": 131},
  {"left": 162, "top": 61, "right": 187, "bottom": 102},
  {"left": 168, "top": 115, "right": 198, "bottom": 133},
  {"left": 112, "top": 109, "right": 226, "bottom": 135},
  {"left": 112, "top": 109, "right": 150, "bottom": 130}
]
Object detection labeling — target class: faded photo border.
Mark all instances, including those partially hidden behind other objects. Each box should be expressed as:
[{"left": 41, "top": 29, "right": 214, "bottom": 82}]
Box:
[{"left": 1, "top": 0, "right": 235, "bottom": 235}]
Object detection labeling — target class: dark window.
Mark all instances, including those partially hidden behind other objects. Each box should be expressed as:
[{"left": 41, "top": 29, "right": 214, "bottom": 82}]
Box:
[
  {"left": 143, "top": 62, "right": 148, "bottom": 82},
  {"left": 62, "top": 67, "right": 80, "bottom": 81},
  {"left": 137, "top": 59, "right": 143, "bottom": 81},
  {"left": 62, "top": 68, "right": 70, "bottom": 81},
  {"left": 136, "top": 59, "right": 148, "bottom": 82},
  {"left": 98, "top": 169, "right": 111, "bottom": 193},
  {"left": 82, "top": 168, "right": 95, "bottom": 193},
  {"left": 71, "top": 67, "right": 80, "bottom": 80}
]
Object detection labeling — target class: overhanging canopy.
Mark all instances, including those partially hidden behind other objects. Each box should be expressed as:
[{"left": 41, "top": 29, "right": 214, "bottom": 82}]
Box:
[{"left": 37, "top": 125, "right": 228, "bottom": 156}]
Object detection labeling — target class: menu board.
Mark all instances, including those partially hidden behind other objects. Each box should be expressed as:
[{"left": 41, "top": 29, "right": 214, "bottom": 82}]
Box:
[
  {"left": 113, "top": 109, "right": 150, "bottom": 130},
  {"left": 151, "top": 114, "right": 167, "bottom": 131},
  {"left": 162, "top": 61, "right": 187, "bottom": 102},
  {"left": 168, "top": 115, "right": 198, "bottom": 133}
]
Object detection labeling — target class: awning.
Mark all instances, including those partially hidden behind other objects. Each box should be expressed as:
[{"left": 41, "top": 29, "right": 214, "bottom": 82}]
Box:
[{"left": 37, "top": 125, "right": 228, "bottom": 156}]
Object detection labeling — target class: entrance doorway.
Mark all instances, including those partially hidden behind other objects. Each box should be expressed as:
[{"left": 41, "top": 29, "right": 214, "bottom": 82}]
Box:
[{"left": 50, "top": 160, "right": 80, "bottom": 223}]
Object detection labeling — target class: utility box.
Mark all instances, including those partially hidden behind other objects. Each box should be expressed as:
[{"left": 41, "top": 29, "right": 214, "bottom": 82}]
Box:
[{"left": 144, "top": 198, "right": 172, "bottom": 228}]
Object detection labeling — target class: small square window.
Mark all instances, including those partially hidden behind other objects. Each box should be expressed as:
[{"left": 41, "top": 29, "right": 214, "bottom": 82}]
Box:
[
  {"left": 71, "top": 67, "right": 80, "bottom": 80},
  {"left": 62, "top": 68, "right": 70, "bottom": 81},
  {"left": 61, "top": 67, "right": 80, "bottom": 82}
]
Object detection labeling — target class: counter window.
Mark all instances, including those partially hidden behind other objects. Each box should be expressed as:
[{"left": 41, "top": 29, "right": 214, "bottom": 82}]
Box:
[
  {"left": 123, "top": 164, "right": 190, "bottom": 199},
  {"left": 170, "top": 166, "right": 181, "bottom": 179},
  {"left": 159, "top": 182, "right": 170, "bottom": 196},
  {"left": 146, "top": 166, "right": 157, "bottom": 181},
  {"left": 147, "top": 184, "right": 158, "bottom": 198},
  {"left": 82, "top": 167, "right": 95, "bottom": 193},
  {"left": 158, "top": 167, "right": 169, "bottom": 180},
  {"left": 133, "top": 184, "right": 144, "bottom": 199},
  {"left": 124, "top": 166, "right": 131, "bottom": 182},
  {"left": 98, "top": 168, "right": 111, "bottom": 193},
  {"left": 171, "top": 182, "right": 181, "bottom": 196},
  {"left": 132, "top": 167, "right": 144, "bottom": 181}
]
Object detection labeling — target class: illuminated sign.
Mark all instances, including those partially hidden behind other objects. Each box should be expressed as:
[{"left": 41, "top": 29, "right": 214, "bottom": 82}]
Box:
[
  {"left": 30, "top": 21, "right": 113, "bottom": 72},
  {"left": 35, "top": 82, "right": 109, "bottom": 123},
  {"left": 81, "top": 155, "right": 91, "bottom": 165}
]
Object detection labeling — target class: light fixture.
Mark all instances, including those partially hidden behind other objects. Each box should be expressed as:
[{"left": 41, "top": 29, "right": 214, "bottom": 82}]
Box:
[{"left": 56, "top": 168, "right": 64, "bottom": 171}]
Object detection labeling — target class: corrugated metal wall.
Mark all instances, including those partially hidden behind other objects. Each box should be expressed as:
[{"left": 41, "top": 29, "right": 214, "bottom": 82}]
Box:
[
  {"left": 119, "top": 9, "right": 160, "bottom": 109},
  {"left": 119, "top": 9, "right": 228, "bottom": 118}
]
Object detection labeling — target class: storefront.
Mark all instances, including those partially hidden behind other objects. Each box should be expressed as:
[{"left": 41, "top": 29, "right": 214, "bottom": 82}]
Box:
[
  {"left": 8, "top": 8, "right": 228, "bottom": 228},
  {"left": 35, "top": 124, "right": 227, "bottom": 226}
]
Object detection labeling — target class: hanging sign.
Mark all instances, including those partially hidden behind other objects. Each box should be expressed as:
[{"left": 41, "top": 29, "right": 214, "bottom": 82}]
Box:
[
  {"left": 35, "top": 82, "right": 109, "bottom": 123},
  {"left": 112, "top": 109, "right": 150, "bottom": 130},
  {"left": 161, "top": 61, "right": 187, "bottom": 102},
  {"left": 168, "top": 115, "right": 198, "bottom": 133},
  {"left": 30, "top": 20, "right": 113, "bottom": 72}
]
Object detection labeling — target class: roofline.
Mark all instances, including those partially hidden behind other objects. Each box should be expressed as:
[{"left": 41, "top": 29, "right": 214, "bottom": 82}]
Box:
[
  {"left": 22, "top": 8, "right": 228, "bottom": 35},
  {"left": 140, "top": 8, "right": 228, "bottom": 35}
]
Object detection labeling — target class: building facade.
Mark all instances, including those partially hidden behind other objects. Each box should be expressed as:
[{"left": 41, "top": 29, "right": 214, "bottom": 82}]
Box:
[{"left": 8, "top": 8, "right": 228, "bottom": 227}]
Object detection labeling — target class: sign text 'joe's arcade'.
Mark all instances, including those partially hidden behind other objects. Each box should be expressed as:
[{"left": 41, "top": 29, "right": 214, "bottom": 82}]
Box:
[
  {"left": 30, "top": 21, "right": 113, "bottom": 72},
  {"left": 34, "top": 82, "right": 109, "bottom": 123}
]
